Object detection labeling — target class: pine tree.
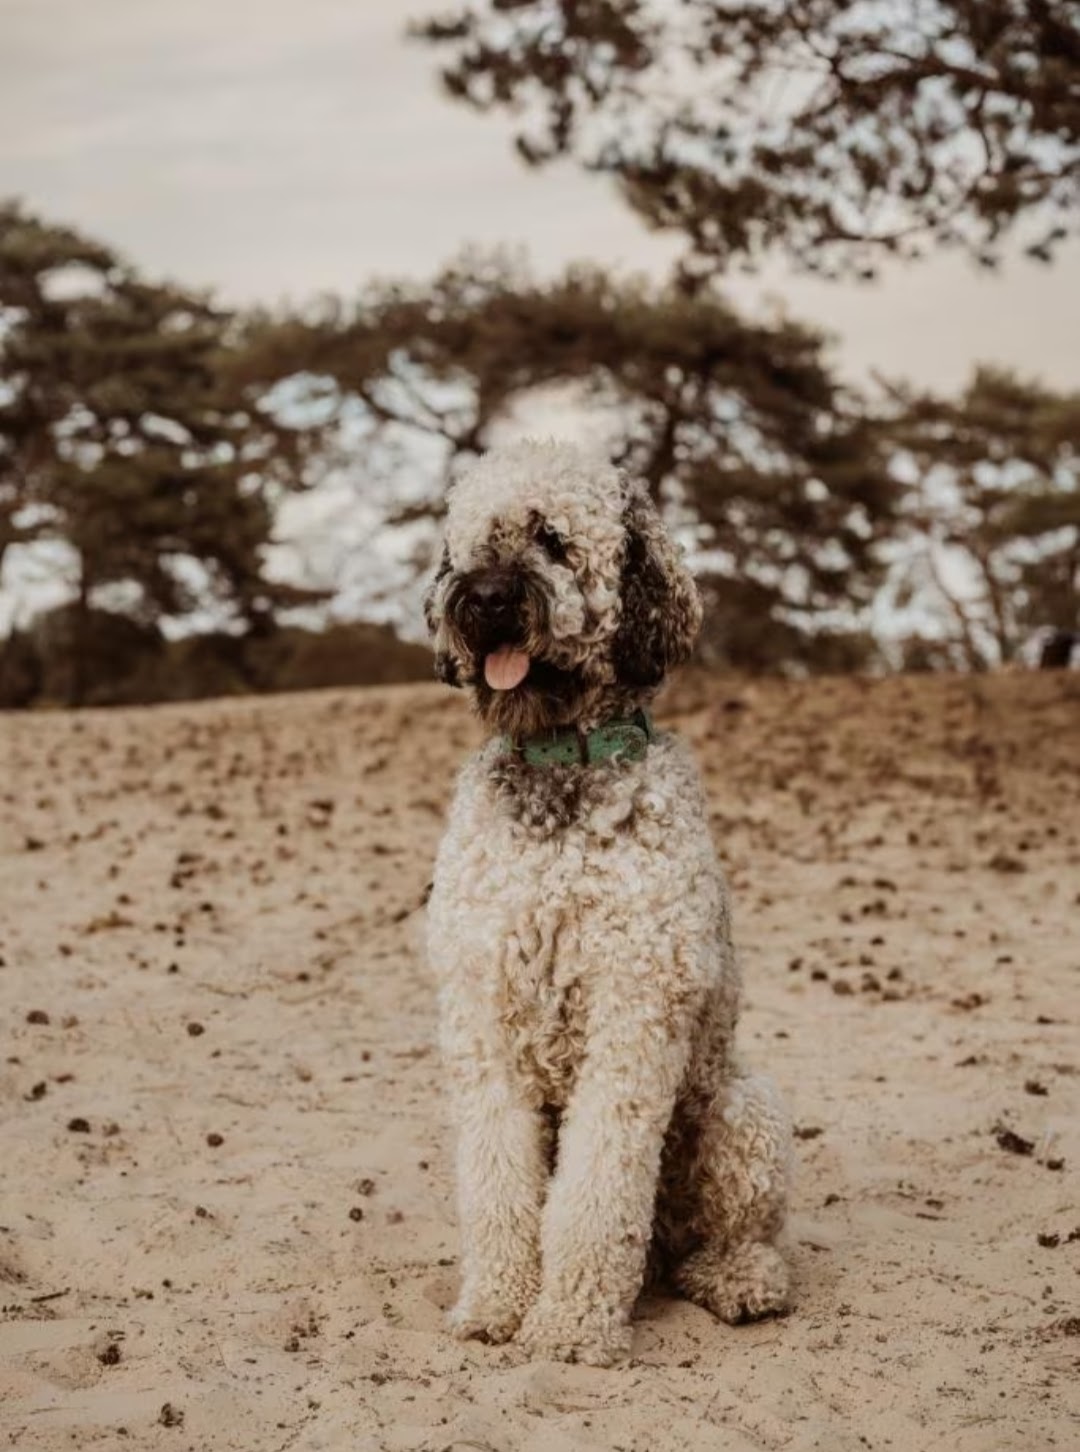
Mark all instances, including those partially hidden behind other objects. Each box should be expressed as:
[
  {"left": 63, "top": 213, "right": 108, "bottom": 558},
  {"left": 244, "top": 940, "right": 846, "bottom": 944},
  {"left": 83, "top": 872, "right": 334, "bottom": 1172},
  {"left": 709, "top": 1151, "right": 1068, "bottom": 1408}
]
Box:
[
  {"left": 888, "top": 368, "right": 1080, "bottom": 667},
  {"left": 0, "top": 202, "right": 319, "bottom": 700},
  {"left": 415, "top": 1, "right": 1080, "bottom": 278}
]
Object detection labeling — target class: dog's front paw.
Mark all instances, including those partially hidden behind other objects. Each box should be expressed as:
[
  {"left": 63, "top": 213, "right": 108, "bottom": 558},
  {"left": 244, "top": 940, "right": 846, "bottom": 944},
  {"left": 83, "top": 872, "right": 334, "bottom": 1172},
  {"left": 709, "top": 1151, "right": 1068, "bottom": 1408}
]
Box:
[
  {"left": 448, "top": 1278, "right": 535, "bottom": 1345},
  {"left": 517, "top": 1298, "right": 633, "bottom": 1366}
]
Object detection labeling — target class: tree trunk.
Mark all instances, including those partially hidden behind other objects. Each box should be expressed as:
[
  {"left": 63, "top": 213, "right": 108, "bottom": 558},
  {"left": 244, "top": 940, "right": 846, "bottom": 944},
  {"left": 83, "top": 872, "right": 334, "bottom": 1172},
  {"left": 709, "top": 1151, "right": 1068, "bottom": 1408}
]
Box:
[{"left": 71, "top": 567, "right": 91, "bottom": 708}]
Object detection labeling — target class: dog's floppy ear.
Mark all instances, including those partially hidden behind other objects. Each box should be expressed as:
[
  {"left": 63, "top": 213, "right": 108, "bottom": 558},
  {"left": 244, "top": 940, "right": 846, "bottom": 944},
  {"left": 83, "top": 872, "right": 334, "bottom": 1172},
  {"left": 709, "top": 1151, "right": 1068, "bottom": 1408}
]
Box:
[
  {"left": 424, "top": 543, "right": 462, "bottom": 688},
  {"left": 422, "top": 543, "right": 450, "bottom": 634},
  {"left": 612, "top": 483, "right": 702, "bottom": 688}
]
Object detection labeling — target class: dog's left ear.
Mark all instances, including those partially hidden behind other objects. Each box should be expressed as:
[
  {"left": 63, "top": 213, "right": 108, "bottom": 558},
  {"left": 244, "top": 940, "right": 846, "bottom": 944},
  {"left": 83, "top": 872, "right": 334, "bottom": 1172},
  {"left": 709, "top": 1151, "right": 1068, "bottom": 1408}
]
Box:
[
  {"left": 423, "top": 543, "right": 462, "bottom": 688},
  {"left": 612, "top": 483, "right": 702, "bottom": 688}
]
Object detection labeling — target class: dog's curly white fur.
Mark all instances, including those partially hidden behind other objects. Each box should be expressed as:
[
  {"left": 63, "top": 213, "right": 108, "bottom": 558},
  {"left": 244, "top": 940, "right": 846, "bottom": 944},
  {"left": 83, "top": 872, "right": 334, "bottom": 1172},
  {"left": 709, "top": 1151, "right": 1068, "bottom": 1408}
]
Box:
[{"left": 425, "top": 439, "right": 792, "bottom": 1365}]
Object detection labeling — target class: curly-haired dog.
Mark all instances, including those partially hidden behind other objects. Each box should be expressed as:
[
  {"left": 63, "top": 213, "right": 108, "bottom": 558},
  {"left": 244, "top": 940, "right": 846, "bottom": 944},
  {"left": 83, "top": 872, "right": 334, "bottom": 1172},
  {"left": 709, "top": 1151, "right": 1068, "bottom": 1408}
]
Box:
[{"left": 425, "top": 439, "right": 792, "bottom": 1365}]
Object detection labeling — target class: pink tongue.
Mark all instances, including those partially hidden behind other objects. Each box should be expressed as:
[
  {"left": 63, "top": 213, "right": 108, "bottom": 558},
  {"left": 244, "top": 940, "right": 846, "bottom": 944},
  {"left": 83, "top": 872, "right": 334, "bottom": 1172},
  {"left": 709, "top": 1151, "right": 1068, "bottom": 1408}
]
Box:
[{"left": 484, "top": 647, "right": 531, "bottom": 691}]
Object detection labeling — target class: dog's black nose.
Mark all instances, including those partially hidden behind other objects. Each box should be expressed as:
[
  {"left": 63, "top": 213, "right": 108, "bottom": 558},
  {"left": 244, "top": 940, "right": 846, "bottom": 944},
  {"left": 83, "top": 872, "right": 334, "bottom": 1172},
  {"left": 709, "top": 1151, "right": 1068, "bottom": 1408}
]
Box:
[{"left": 465, "top": 573, "right": 516, "bottom": 618}]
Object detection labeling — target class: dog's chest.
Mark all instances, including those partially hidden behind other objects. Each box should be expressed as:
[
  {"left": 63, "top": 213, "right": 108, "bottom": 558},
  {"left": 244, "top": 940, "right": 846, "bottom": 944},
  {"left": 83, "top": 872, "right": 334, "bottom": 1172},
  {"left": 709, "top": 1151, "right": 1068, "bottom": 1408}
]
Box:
[
  {"left": 457, "top": 810, "right": 603, "bottom": 1104},
  {"left": 433, "top": 744, "right": 682, "bottom": 1104},
  {"left": 498, "top": 903, "right": 586, "bottom": 1107}
]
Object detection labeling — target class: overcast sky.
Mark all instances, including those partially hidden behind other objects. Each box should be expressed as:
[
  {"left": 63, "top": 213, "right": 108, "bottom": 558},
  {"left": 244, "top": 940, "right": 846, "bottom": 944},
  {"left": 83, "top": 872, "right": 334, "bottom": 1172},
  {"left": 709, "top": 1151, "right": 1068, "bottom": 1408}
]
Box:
[{"left": 3, "top": 0, "right": 1080, "bottom": 390}]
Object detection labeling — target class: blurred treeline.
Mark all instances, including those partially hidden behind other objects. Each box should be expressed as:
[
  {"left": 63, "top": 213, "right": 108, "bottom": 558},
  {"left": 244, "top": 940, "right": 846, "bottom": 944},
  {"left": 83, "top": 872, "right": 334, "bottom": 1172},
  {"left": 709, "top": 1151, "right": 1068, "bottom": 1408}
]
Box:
[{"left": 2, "top": 1, "right": 1078, "bottom": 705}]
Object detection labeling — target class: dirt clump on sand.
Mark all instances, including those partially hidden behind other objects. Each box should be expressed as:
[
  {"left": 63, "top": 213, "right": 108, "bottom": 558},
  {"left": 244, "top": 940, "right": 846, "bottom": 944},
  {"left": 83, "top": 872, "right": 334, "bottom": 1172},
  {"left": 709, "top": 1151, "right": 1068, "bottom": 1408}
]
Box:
[{"left": 1, "top": 670, "right": 1078, "bottom": 1450}]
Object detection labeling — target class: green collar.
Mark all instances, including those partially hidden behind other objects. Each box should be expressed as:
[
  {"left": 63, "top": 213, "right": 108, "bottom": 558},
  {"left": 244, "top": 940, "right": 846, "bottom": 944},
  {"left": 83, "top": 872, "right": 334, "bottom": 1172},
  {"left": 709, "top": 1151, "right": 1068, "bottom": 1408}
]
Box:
[{"left": 501, "top": 708, "right": 654, "bottom": 768}]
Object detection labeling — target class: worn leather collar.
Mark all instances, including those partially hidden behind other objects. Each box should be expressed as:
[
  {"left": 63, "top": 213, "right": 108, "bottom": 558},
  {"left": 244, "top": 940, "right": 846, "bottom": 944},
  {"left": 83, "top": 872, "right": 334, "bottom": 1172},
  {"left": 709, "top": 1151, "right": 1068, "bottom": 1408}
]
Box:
[{"left": 501, "top": 708, "right": 654, "bottom": 767}]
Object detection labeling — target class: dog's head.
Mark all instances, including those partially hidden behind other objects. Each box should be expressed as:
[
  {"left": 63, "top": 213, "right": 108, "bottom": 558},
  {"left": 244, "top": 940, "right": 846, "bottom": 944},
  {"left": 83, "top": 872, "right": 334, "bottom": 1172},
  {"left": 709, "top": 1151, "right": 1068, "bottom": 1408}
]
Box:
[{"left": 424, "top": 440, "right": 701, "bottom": 735}]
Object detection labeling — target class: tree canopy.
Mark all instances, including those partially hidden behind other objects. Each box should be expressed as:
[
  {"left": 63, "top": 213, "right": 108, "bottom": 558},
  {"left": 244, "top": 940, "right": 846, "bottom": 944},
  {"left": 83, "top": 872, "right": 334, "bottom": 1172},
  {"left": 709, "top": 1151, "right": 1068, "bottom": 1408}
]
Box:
[
  {"left": 0, "top": 201, "right": 318, "bottom": 675},
  {"left": 416, "top": 0, "right": 1080, "bottom": 278}
]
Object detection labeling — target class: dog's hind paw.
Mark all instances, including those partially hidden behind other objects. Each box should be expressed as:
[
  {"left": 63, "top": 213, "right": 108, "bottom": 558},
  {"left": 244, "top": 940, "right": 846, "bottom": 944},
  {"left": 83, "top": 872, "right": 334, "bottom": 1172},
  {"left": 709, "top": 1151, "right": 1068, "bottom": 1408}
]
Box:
[{"left": 677, "top": 1240, "right": 790, "bottom": 1324}]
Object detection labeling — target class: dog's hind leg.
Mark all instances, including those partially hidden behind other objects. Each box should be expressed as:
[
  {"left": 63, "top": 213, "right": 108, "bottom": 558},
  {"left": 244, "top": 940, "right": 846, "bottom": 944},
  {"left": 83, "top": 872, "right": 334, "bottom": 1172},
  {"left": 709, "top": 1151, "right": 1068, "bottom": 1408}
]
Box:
[{"left": 662, "top": 1071, "right": 793, "bottom": 1323}]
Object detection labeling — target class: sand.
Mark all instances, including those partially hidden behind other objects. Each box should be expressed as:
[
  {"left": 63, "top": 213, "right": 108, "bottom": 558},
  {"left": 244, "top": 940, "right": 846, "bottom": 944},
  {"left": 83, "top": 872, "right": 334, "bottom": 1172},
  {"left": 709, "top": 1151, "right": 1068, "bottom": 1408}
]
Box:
[{"left": 1, "top": 671, "right": 1078, "bottom": 1451}]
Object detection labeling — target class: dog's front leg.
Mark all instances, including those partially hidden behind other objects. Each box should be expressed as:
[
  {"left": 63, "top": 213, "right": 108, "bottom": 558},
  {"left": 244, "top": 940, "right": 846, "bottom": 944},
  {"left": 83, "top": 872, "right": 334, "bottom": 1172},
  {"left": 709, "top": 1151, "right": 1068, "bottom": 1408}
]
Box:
[
  {"left": 518, "top": 1007, "right": 690, "bottom": 1366},
  {"left": 445, "top": 1063, "right": 548, "bottom": 1344}
]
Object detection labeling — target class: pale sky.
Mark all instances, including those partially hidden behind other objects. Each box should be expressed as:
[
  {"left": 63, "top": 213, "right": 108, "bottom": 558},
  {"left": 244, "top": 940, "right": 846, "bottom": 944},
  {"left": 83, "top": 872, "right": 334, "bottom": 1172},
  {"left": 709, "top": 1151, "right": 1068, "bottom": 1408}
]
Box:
[{"left": 3, "top": 0, "right": 1080, "bottom": 392}]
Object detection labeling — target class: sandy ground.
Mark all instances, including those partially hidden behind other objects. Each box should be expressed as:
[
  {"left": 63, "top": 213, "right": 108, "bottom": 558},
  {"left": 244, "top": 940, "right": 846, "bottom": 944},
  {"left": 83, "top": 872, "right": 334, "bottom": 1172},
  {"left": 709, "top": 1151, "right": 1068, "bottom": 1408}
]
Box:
[{"left": 1, "top": 671, "right": 1078, "bottom": 1452}]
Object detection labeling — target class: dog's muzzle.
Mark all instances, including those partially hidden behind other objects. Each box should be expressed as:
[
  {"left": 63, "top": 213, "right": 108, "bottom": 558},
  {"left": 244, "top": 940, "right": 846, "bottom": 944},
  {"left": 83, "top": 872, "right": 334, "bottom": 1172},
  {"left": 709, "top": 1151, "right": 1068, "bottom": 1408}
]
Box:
[{"left": 449, "top": 567, "right": 533, "bottom": 653}]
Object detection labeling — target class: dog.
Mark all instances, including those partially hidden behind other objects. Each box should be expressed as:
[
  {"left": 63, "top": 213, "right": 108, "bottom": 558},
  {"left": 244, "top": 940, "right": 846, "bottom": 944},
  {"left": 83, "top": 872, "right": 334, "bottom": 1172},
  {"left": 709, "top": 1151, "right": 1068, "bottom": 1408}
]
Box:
[{"left": 424, "top": 439, "right": 792, "bottom": 1365}]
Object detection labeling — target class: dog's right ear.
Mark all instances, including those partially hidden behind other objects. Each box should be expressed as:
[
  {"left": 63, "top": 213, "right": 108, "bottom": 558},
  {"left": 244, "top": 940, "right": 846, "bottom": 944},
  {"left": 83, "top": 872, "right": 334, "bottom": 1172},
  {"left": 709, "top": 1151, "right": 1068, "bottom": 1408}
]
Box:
[
  {"left": 423, "top": 544, "right": 450, "bottom": 634},
  {"left": 424, "top": 544, "right": 462, "bottom": 688}
]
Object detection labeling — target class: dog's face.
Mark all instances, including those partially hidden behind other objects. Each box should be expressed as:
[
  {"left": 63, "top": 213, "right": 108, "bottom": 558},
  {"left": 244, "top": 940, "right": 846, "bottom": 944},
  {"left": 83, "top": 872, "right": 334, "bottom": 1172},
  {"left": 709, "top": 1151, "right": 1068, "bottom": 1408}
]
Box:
[{"left": 424, "top": 441, "right": 702, "bottom": 736}]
